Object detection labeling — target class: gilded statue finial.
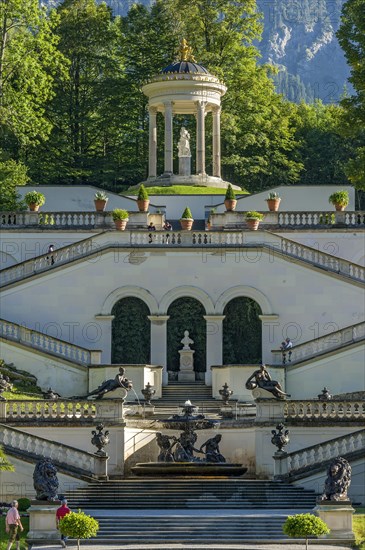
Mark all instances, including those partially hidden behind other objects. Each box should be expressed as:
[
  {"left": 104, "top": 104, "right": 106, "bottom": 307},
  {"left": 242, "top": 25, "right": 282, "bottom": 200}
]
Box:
[{"left": 179, "top": 38, "right": 196, "bottom": 63}]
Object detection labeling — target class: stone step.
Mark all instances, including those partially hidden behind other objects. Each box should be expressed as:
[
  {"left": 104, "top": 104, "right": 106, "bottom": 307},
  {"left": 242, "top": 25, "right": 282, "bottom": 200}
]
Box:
[
  {"left": 66, "top": 479, "right": 317, "bottom": 510},
  {"left": 84, "top": 516, "right": 292, "bottom": 542}
]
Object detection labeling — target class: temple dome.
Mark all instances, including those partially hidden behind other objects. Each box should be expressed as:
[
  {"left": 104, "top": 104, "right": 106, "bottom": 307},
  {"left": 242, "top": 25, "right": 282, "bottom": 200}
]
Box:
[{"left": 161, "top": 61, "right": 210, "bottom": 75}]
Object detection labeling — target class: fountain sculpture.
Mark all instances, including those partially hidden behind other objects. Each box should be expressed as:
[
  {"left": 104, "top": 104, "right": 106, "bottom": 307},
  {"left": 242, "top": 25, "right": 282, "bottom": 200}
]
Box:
[{"left": 131, "top": 400, "right": 247, "bottom": 477}]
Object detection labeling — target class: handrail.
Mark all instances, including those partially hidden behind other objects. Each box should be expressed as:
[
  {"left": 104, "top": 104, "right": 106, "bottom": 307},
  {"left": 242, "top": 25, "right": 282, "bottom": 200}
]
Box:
[
  {"left": 0, "top": 318, "right": 99, "bottom": 365},
  {"left": 271, "top": 321, "right": 365, "bottom": 365},
  {"left": 0, "top": 423, "right": 95, "bottom": 476}
]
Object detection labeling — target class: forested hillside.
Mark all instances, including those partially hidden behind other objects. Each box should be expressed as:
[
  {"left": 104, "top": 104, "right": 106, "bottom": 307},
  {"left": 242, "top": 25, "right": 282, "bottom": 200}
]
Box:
[
  {"left": 43, "top": 0, "right": 350, "bottom": 103},
  {"left": 0, "top": 0, "right": 363, "bottom": 200}
]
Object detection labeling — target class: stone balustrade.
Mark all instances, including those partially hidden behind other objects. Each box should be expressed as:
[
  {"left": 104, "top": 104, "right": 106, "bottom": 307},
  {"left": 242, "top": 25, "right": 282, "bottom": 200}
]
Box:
[
  {"left": 273, "top": 429, "right": 365, "bottom": 479},
  {"left": 209, "top": 210, "right": 365, "bottom": 229},
  {"left": 0, "top": 399, "right": 125, "bottom": 424},
  {"left": 271, "top": 321, "right": 365, "bottom": 365},
  {"left": 255, "top": 398, "right": 365, "bottom": 423},
  {"left": 2, "top": 210, "right": 365, "bottom": 230},
  {"left": 2, "top": 230, "right": 364, "bottom": 289},
  {"left": 0, "top": 424, "right": 95, "bottom": 474},
  {"left": 0, "top": 319, "right": 100, "bottom": 365}
]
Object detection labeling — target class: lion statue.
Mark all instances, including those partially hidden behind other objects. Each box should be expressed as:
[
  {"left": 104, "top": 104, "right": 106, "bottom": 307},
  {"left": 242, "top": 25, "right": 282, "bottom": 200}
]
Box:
[
  {"left": 33, "top": 458, "right": 59, "bottom": 501},
  {"left": 321, "top": 456, "right": 351, "bottom": 501}
]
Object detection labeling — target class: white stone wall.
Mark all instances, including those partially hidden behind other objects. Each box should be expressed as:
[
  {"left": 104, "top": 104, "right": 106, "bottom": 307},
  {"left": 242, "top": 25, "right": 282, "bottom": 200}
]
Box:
[
  {"left": 2, "top": 248, "right": 362, "bottom": 368},
  {"left": 0, "top": 341, "right": 88, "bottom": 397},
  {"left": 286, "top": 344, "right": 365, "bottom": 398},
  {"left": 14, "top": 184, "right": 355, "bottom": 217}
]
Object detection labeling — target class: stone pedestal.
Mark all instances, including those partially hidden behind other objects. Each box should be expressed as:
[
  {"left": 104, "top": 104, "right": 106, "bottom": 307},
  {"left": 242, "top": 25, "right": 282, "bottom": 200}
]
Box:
[
  {"left": 93, "top": 453, "right": 109, "bottom": 480},
  {"left": 27, "top": 501, "right": 60, "bottom": 549},
  {"left": 179, "top": 155, "right": 191, "bottom": 176},
  {"left": 273, "top": 450, "right": 288, "bottom": 479},
  {"left": 134, "top": 404, "right": 155, "bottom": 416},
  {"left": 314, "top": 501, "right": 355, "bottom": 540},
  {"left": 178, "top": 349, "right": 195, "bottom": 382}
]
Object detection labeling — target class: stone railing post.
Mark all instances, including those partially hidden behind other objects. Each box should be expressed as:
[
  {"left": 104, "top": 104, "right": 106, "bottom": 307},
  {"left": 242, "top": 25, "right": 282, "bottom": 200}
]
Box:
[
  {"left": 93, "top": 454, "right": 109, "bottom": 480},
  {"left": 89, "top": 350, "right": 102, "bottom": 365},
  {"left": 0, "top": 400, "right": 7, "bottom": 421},
  {"left": 95, "top": 399, "right": 125, "bottom": 423},
  {"left": 273, "top": 451, "right": 289, "bottom": 479},
  {"left": 255, "top": 399, "right": 285, "bottom": 423}
]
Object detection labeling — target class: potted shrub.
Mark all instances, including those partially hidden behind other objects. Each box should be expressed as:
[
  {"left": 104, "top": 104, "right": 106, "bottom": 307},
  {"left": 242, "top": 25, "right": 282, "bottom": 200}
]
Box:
[
  {"left": 24, "top": 190, "right": 46, "bottom": 212},
  {"left": 245, "top": 211, "right": 264, "bottom": 230},
  {"left": 328, "top": 190, "right": 349, "bottom": 211},
  {"left": 94, "top": 191, "right": 108, "bottom": 212},
  {"left": 180, "top": 207, "right": 194, "bottom": 230},
  {"left": 266, "top": 191, "right": 281, "bottom": 212},
  {"left": 112, "top": 209, "right": 129, "bottom": 230},
  {"left": 224, "top": 184, "right": 237, "bottom": 211},
  {"left": 137, "top": 184, "right": 150, "bottom": 212},
  {"left": 283, "top": 513, "right": 329, "bottom": 550}
]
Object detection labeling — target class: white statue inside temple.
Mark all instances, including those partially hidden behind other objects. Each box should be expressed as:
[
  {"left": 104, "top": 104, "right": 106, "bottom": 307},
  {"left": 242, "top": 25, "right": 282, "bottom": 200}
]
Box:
[{"left": 177, "top": 127, "right": 191, "bottom": 157}]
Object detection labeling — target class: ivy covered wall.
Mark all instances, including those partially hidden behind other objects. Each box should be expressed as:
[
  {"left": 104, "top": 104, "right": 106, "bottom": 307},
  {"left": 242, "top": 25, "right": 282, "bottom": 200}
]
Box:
[
  {"left": 223, "top": 297, "right": 262, "bottom": 364},
  {"left": 167, "top": 297, "right": 206, "bottom": 381},
  {"left": 111, "top": 297, "right": 151, "bottom": 364}
]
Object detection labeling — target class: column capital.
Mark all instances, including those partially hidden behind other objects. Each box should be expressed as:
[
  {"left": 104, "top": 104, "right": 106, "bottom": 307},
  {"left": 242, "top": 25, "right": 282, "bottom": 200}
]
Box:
[
  {"left": 149, "top": 105, "right": 158, "bottom": 114},
  {"left": 95, "top": 315, "right": 115, "bottom": 321},
  {"left": 203, "top": 315, "right": 226, "bottom": 322},
  {"left": 259, "top": 314, "right": 279, "bottom": 322},
  {"left": 148, "top": 315, "right": 170, "bottom": 325},
  {"left": 212, "top": 105, "right": 221, "bottom": 114}
]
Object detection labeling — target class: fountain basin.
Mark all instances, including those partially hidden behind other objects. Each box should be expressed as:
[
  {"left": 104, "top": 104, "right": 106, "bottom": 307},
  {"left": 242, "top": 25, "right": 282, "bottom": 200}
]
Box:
[{"left": 131, "top": 462, "right": 247, "bottom": 477}]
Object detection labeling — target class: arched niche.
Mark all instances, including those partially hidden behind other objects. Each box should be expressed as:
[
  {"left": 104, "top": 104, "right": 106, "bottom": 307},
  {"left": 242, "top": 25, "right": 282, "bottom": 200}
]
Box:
[
  {"left": 223, "top": 297, "right": 262, "bottom": 365},
  {"left": 111, "top": 297, "right": 151, "bottom": 364},
  {"left": 167, "top": 297, "right": 206, "bottom": 381}
]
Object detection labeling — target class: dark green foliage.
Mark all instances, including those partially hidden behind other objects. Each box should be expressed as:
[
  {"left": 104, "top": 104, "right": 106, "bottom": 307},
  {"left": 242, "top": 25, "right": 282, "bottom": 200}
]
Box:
[
  {"left": 0, "top": 154, "right": 28, "bottom": 211},
  {"left": 111, "top": 297, "right": 151, "bottom": 364},
  {"left": 223, "top": 298, "right": 262, "bottom": 364},
  {"left": 137, "top": 184, "right": 149, "bottom": 200},
  {"left": 337, "top": 0, "right": 365, "bottom": 188},
  {"left": 225, "top": 184, "right": 236, "bottom": 200},
  {"left": 17, "top": 498, "right": 31, "bottom": 512},
  {"left": 181, "top": 207, "right": 193, "bottom": 219},
  {"left": 167, "top": 298, "right": 206, "bottom": 379},
  {"left": 293, "top": 101, "right": 353, "bottom": 185}
]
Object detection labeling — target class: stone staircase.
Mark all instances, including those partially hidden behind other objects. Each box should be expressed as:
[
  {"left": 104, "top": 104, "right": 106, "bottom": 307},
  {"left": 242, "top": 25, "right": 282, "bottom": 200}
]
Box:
[
  {"left": 66, "top": 479, "right": 317, "bottom": 510},
  {"left": 136, "top": 382, "right": 224, "bottom": 417},
  {"left": 88, "top": 514, "right": 293, "bottom": 543},
  {"left": 65, "top": 479, "right": 317, "bottom": 543}
]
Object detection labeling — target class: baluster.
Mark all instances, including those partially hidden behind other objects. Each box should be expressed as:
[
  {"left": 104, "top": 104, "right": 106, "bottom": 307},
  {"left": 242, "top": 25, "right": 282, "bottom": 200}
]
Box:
[{"left": 317, "top": 444, "right": 324, "bottom": 462}]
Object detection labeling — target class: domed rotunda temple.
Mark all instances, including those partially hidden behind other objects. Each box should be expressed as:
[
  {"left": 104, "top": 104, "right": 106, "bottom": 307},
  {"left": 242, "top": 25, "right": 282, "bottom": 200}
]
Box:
[{"left": 142, "top": 39, "right": 236, "bottom": 189}]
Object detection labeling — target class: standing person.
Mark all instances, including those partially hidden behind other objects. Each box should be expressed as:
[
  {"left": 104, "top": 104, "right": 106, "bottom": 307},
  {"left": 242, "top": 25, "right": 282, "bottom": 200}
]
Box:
[
  {"left": 280, "top": 337, "right": 293, "bottom": 364},
  {"left": 147, "top": 222, "right": 156, "bottom": 243},
  {"left": 56, "top": 499, "right": 71, "bottom": 548},
  {"left": 6, "top": 500, "right": 24, "bottom": 550},
  {"left": 163, "top": 221, "right": 172, "bottom": 244},
  {"left": 47, "top": 244, "right": 55, "bottom": 265}
]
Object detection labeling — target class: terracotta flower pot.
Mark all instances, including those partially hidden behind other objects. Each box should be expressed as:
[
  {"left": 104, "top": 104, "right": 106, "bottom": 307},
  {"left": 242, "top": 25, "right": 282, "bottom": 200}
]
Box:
[
  {"left": 266, "top": 198, "right": 281, "bottom": 212},
  {"left": 137, "top": 199, "right": 150, "bottom": 213},
  {"left": 28, "top": 203, "right": 40, "bottom": 212},
  {"left": 224, "top": 199, "right": 237, "bottom": 212},
  {"left": 180, "top": 218, "right": 194, "bottom": 231},
  {"left": 246, "top": 219, "right": 260, "bottom": 231},
  {"left": 334, "top": 203, "right": 346, "bottom": 211},
  {"left": 94, "top": 199, "right": 108, "bottom": 212},
  {"left": 114, "top": 219, "right": 128, "bottom": 230}
]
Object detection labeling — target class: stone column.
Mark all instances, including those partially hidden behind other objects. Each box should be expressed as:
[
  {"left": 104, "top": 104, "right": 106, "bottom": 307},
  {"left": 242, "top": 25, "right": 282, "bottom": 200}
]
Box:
[
  {"left": 203, "top": 315, "right": 225, "bottom": 385},
  {"left": 148, "top": 316, "right": 170, "bottom": 385},
  {"left": 212, "top": 106, "right": 221, "bottom": 178},
  {"left": 94, "top": 315, "right": 115, "bottom": 364},
  {"left": 163, "top": 101, "right": 173, "bottom": 175},
  {"left": 196, "top": 100, "right": 206, "bottom": 175},
  {"left": 258, "top": 314, "right": 279, "bottom": 364},
  {"left": 148, "top": 106, "right": 157, "bottom": 178}
]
